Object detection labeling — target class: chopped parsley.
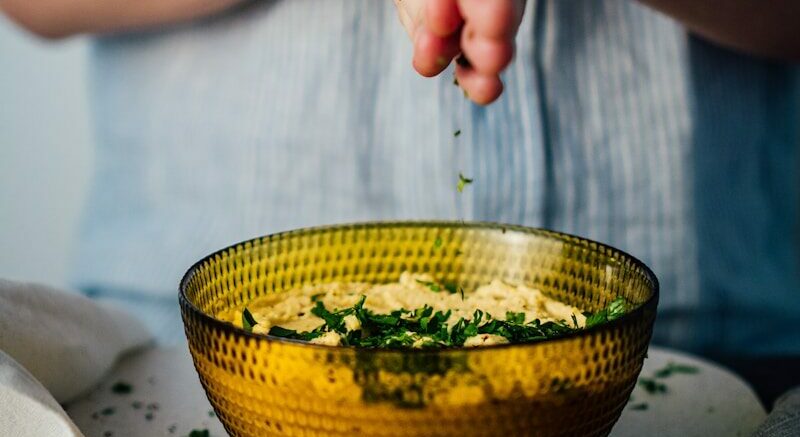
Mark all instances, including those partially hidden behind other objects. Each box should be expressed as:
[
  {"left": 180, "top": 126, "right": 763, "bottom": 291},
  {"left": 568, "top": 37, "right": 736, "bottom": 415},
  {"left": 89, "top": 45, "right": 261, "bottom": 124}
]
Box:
[
  {"left": 636, "top": 361, "right": 699, "bottom": 397},
  {"left": 110, "top": 381, "right": 132, "bottom": 394},
  {"left": 188, "top": 430, "right": 210, "bottom": 437},
  {"left": 630, "top": 403, "right": 649, "bottom": 411},
  {"left": 457, "top": 173, "right": 473, "bottom": 193},
  {"left": 242, "top": 308, "right": 257, "bottom": 333},
  {"left": 267, "top": 290, "right": 631, "bottom": 349},
  {"left": 433, "top": 237, "right": 443, "bottom": 249},
  {"left": 653, "top": 362, "right": 699, "bottom": 378},
  {"left": 416, "top": 279, "right": 441, "bottom": 292},
  {"left": 638, "top": 377, "right": 667, "bottom": 394},
  {"left": 584, "top": 296, "right": 628, "bottom": 328},
  {"left": 454, "top": 129, "right": 461, "bottom": 137}
]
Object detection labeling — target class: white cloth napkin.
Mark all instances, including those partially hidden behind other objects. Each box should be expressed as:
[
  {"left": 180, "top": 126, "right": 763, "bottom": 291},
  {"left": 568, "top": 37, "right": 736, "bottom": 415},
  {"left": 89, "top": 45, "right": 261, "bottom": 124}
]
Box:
[{"left": 0, "top": 279, "right": 152, "bottom": 436}]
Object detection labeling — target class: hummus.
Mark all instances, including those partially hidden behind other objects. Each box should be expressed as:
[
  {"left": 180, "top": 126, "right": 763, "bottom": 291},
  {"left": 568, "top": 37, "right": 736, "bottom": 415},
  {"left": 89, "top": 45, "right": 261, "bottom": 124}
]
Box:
[{"left": 224, "top": 272, "right": 588, "bottom": 348}]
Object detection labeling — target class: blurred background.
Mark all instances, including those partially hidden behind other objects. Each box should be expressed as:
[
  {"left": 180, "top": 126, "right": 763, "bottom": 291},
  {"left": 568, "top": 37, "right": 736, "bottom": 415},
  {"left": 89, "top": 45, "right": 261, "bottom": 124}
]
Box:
[{"left": 0, "top": 16, "right": 92, "bottom": 287}]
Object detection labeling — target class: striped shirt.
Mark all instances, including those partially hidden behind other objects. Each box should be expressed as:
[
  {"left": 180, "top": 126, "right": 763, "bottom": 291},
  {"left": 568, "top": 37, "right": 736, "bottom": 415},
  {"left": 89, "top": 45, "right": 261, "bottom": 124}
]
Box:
[{"left": 73, "top": 0, "right": 800, "bottom": 353}]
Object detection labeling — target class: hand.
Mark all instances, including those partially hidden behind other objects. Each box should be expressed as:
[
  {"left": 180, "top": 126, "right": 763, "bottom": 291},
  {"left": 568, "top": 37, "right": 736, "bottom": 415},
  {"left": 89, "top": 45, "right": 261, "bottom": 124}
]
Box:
[{"left": 394, "top": 0, "right": 526, "bottom": 105}]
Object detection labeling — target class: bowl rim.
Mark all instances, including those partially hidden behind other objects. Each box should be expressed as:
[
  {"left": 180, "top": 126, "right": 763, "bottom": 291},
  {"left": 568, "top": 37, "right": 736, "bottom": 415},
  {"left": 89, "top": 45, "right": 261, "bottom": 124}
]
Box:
[{"left": 178, "top": 220, "right": 659, "bottom": 355}]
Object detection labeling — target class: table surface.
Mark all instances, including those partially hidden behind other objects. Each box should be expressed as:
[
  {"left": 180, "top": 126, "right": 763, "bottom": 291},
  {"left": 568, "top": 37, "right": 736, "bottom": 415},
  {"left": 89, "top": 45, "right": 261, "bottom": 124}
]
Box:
[{"left": 65, "top": 345, "right": 766, "bottom": 437}]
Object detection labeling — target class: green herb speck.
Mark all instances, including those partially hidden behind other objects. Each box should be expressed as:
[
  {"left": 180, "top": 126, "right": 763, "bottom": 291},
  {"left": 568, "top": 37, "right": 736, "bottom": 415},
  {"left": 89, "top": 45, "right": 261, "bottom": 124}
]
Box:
[
  {"left": 188, "top": 430, "right": 210, "bottom": 437},
  {"left": 433, "top": 237, "right": 443, "bottom": 249},
  {"left": 242, "top": 307, "right": 257, "bottom": 333},
  {"left": 630, "top": 403, "right": 649, "bottom": 411},
  {"left": 416, "top": 279, "right": 441, "bottom": 292},
  {"left": 111, "top": 381, "right": 132, "bottom": 394},
  {"left": 638, "top": 378, "right": 667, "bottom": 394},
  {"left": 454, "top": 130, "right": 461, "bottom": 137},
  {"left": 457, "top": 173, "right": 473, "bottom": 193},
  {"left": 653, "top": 362, "right": 699, "bottom": 378}
]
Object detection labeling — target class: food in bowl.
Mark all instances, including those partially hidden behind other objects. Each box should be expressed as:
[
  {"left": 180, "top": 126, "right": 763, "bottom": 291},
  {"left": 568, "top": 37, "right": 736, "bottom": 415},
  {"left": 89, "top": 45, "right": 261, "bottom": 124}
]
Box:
[
  {"left": 180, "top": 222, "right": 658, "bottom": 436},
  {"left": 223, "top": 271, "right": 628, "bottom": 349}
]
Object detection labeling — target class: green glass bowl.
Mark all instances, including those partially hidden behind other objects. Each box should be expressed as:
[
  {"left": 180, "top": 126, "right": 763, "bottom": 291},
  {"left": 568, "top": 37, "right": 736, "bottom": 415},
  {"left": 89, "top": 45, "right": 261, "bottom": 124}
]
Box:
[{"left": 180, "top": 221, "right": 658, "bottom": 437}]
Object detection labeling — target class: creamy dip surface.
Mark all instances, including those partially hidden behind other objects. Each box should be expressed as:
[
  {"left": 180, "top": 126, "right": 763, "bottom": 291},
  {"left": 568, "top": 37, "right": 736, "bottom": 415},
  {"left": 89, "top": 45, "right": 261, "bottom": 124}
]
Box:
[{"left": 223, "top": 272, "right": 588, "bottom": 348}]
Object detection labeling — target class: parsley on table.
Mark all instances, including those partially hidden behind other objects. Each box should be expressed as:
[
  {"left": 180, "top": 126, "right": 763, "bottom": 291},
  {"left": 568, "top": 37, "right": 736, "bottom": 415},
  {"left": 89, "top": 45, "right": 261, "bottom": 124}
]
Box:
[
  {"left": 638, "top": 377, "right": 667, "bottom": 394},
  {"left": 188, "top": 430, "right": 210, "bottom": 437},
  {"left": 653, "top": 362, "right": 699, "bottom": 378},
  {"left": 110, "top": 381, "right": 132, "bottom": 394},
  {"left": 457, "top": 173, "right": 473, "bottom": 193},
  {"left": 242, "top": 308, "right": 257, "bottom": 333},
  {"left": 630, "top": 403, "right": 649, "bottom": 411},
  {"left": 454, "top": 129, "right": 461, "bottom": 137}
]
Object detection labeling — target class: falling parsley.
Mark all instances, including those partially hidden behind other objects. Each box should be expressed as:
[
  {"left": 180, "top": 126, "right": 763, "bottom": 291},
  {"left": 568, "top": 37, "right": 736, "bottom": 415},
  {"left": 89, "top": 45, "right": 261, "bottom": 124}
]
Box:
[
  {"left": 242, "top": 308, "right": 257, "bottom": 333},
  {"left": 457, "top": 173, "right": 473, "bottom": 193}
]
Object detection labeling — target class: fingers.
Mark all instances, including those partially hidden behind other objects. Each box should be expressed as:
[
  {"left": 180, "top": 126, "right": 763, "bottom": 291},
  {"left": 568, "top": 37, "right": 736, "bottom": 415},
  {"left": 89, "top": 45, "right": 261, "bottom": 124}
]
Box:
[
  {"left": 425, "top": 0, "right": 462, "bottom": 37},
  {"left": 413, "top": 29, "right": 461, "bottom": 77},
  {"left": 461, "top": 29, "right": 514, "bottom": 74},
  {"left": 455, "top": 63, "right": 504, "bottom": 105},
  {"left": 456, "top": 0, "right": 525, "bottom": 40},
  {"left": 399, "top": 0, "right": 524, "bottom": 104}
]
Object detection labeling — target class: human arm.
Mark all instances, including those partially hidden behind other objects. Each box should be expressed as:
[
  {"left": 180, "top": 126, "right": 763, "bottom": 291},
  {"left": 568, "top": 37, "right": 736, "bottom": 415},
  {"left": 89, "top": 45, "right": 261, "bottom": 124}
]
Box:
[
  {"left": 638, "top": 0, "right": 800, "bottom": 61},
  {"left": 0, "top": 0, "right": 241, "bottom": 39}
]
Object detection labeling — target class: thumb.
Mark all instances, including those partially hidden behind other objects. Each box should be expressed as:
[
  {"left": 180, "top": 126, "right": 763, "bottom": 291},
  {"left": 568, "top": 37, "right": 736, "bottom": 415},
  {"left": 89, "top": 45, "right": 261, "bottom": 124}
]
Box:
[{"left": 393, "top": 0, "right": 425, "bottom": 38}]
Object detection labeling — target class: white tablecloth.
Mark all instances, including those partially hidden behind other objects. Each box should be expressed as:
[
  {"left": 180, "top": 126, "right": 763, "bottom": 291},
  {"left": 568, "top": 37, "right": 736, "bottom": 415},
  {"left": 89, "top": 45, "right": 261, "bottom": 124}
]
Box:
[{"left": 65, "top": 346, "right": 766, "bottom": 437}]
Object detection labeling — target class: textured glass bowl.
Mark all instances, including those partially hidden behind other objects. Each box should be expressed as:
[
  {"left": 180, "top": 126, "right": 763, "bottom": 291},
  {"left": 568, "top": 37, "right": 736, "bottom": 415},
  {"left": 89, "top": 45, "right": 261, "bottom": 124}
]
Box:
[{"left": 179, "top": 221, "right": 658, "bottom": 437}]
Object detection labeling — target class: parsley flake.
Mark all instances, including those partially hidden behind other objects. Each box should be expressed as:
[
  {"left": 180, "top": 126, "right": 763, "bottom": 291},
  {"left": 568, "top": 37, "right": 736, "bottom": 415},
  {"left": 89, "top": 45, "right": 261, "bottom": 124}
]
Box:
[
  {"left": 110, "top": 381, "right": 132, "bottom": 394},
  {"left": 638, "top": 377, "right": 667, "bottom": 394},
  {"left": 653, "top": 362, "right": 699, "bottom": 378},
  {"left": 242, "top": 308, "right": 257, "bottom": 333},
  {"left": 457, "top": 173, "right": 473, "bottom": 193},
  {"left": 416, "top": 279, "right": 441, "bottom": 292}
]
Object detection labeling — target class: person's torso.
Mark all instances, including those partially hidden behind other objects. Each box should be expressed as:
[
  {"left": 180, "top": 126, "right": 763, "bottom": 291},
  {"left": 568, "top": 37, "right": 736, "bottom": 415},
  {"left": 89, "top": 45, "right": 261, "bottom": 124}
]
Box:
[{"left": 75, "top": 0, "right": 800, "bottom": 355}]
